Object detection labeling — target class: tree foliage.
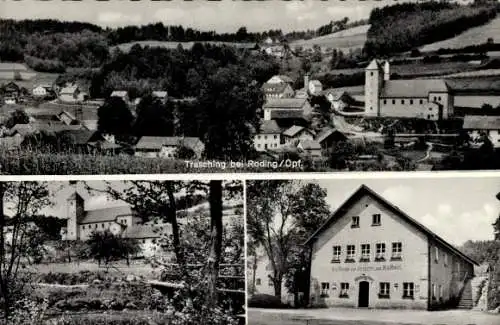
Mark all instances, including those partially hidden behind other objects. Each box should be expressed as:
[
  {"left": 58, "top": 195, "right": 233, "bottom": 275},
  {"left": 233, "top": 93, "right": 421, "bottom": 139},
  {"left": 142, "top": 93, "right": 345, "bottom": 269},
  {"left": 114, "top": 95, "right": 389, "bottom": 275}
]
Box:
[
  {"left": 86, "top": 230, "right": 140, "bottom": 266},
  {"left": 97, "top": 97, "right": 134, "bottom": 136}
]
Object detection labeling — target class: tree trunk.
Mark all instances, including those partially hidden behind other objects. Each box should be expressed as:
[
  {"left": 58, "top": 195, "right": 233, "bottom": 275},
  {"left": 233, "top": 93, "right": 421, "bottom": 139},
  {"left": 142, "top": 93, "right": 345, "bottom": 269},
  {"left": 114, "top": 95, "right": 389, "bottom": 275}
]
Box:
[
  {"left": 0, "top": 182, "right": 9, "bottom": 320},
  {"left": 205, "top": 180, "right": 223, "bottom": 308},
  {"left": 273, "top": 272, "right": 282, "bottom": 298}
]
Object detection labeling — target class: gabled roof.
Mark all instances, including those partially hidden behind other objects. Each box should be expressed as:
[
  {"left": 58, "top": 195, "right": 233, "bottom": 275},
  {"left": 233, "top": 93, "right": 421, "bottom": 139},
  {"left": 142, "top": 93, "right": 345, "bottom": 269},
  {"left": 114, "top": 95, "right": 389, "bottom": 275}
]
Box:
[
  {"left": 152, "top": 91, "right": 168, "bottom": 98},
  {"left": 261, "top": 83, "right": 290, "bottom": 94},
  {"left": 60, "top": 129, "right": 99, "bottom": 145},
  {"left": 60, "top": 86, "right": 79, "bottom": 94},
  {"left": 283, "top": 125, "right": 305, "bottom": 137},
  {"left": 315, "top": 127, "right": 347, "bottom": 143},
  {"left": 298, "top": 140, "right": 321, "bottom": 150},
  {"left": 463, "top": 115, "right": 500, "bottom": 130},
  {"left": 264, "top": 98, "right": 308, "bottom": 110},
  {"left": 267, "top": 75, "right": 293, "bottom": 84},
  {"left": 304, "top": 185, "right": 478, "bottom": 266},
  {"left": 135, "top": 136, "right": 204, "bottom": 151},
  {"left": 9, "top": 122, "right": 83, "bottom": 136},
  {"left": 259, "top": 120, "right": 282, "bottom": 134},
  {"left": 270, "top": 109, "right": 306, "bottom": 120},
  {"left": 111, "top": 90, "right": 128, "bottom": 98},
  {"left": 80, "top": 205, "right": 132, "bottom": 224},
  {"left": 381, "top": 80, "right": 448, "bottom": 98}
]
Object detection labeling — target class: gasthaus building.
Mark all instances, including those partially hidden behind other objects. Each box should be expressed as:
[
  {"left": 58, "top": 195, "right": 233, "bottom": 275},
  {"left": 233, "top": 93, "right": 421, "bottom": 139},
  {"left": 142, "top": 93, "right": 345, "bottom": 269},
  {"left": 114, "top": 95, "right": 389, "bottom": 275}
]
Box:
[{"left": 305, "top": 185, "right": 478, "bottom": 310}]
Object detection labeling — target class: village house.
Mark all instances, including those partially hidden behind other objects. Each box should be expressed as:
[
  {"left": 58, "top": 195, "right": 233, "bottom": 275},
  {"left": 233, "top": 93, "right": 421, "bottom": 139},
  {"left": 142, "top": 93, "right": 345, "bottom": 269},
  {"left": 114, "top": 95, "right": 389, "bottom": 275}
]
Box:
[
  {"left": 254, "top": 120, "right": 283, "bottom": 152},
  {"left": 59, "top": 85, "right": 81, "bottom": 103},
  {"left": 266, "top": 75, "right": 294, "bottom": 85},
  {"left": 297, "top": 139, "right": 322, "bottom": 157},
  {"left": 261, "top": 82, "right": 295, "bottom": 100},
  {"left": 282, "top": 125, "right": 315, "bottom": 145},
  {"left": 304, "top": 185, "right": 477, "bottom": 310},
  {"left": 135, "top": 136, "right": 205, "bottom": 159},
  {"left": 111, "top": 90, "right": 130, "bottom": 103},
  {"left": 316, "top": 127, "right": 348, "bottom": 152},
  {"left": 152, "top": 91, "right": 168, "bottom": 103},
  {"left": 263, "top": 98, "right": 313, "bottom": 122},
  {"left": 57, "top": 111, "right": 78, "bottom": 125},
  {"left": 32, "top": 84, "right": 53, "bottom": 97},
  {"left": 463, "top": 115, "right": 500, "bottom": 147}
]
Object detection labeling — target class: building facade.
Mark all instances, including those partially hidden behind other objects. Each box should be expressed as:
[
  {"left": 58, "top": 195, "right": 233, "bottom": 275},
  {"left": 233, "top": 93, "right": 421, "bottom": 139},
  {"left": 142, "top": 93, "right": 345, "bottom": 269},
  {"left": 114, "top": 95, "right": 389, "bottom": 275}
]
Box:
[
  {"left": 64, "top": 192, "right": 164, "bottom": 258},
  {"left": 305, "top": 185, "right": 477, "bottom": 310},
  {"left": 364, "top": 60, "right": 454, "bottom": 120}
]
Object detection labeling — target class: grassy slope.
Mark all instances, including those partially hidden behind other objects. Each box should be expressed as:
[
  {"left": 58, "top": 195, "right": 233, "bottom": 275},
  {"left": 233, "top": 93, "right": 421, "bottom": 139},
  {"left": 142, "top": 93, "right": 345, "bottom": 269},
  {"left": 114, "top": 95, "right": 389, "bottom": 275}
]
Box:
[
  {"left": 290, "top": 25, "right": 370, "bottom": 50},
  {"left": 420, "top": 16, "right": 500, "bottom": 52}
]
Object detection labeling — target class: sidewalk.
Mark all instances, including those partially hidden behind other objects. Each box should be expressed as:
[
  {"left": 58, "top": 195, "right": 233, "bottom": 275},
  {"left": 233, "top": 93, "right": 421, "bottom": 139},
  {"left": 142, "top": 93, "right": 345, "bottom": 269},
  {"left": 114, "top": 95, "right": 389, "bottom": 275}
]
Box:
[{"left": 248, "top": 307, "right": 499, "bottom": 325}]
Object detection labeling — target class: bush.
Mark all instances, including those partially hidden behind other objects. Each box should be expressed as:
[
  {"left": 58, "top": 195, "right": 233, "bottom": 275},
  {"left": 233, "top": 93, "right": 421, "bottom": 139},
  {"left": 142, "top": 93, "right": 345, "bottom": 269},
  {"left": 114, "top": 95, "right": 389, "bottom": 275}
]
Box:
[{"left": 247, "top": 294, "right": 289, "bottom": 308}]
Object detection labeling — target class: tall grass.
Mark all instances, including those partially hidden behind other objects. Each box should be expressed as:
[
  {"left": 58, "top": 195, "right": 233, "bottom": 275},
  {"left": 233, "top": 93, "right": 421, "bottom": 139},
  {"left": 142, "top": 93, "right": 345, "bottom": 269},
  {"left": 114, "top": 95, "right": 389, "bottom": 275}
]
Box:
[{"left": 0, "top": 148, "right": 284, "bottom": 174}]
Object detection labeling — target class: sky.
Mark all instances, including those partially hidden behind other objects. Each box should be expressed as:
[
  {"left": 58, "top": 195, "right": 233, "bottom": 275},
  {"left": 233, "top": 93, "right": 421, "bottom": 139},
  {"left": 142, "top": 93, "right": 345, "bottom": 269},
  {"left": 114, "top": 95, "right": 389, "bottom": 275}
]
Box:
[
  {"left": 315, "top": 176, "right": 500, "bottom": 247},
  {"left": 0, "top": 0, "right": 433, "bottom": 33}
]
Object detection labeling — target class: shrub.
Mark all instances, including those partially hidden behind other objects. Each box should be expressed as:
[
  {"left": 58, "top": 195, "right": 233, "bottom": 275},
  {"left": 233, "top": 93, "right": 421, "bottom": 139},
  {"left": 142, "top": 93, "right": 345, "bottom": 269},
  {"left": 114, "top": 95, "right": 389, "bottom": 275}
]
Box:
[{"left": 247, "top": 294, "right": 289, "bottom": 308}]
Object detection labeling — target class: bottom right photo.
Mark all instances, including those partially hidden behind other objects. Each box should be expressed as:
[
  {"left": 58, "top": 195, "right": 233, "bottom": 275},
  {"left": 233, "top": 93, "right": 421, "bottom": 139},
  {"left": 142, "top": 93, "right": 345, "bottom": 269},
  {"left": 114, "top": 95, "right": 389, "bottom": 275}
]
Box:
[{"left": 246, "top": 175, "right": 500, "bottom": 325}]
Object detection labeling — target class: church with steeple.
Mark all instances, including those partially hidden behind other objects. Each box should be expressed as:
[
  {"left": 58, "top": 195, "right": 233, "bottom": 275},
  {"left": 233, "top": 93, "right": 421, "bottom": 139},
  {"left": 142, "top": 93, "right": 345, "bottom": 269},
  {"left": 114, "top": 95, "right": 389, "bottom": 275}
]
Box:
[{"left": 364, "top": 59, "right": 453, "bottom": 120}]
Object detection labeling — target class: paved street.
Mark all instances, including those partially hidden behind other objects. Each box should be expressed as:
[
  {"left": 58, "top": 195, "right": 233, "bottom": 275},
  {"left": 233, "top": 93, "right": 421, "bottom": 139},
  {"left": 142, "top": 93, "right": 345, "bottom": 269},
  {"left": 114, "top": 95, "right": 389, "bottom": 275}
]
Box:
[{"left": 248, "top": 307, "right": 500, "bottom": 325}]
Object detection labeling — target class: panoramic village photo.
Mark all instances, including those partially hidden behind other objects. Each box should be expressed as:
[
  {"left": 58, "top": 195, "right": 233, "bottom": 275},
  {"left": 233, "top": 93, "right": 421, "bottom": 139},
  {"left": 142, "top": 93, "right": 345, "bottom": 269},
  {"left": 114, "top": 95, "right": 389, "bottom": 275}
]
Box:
[
  {"left": 247, "top": 177, "right": 500, "bottom": 324},
  {"left": 0, "top": 180, "right": 245, "bottom": 325},
  {"left": 1, "top": 0, "right": 500, "bottom": 173}
]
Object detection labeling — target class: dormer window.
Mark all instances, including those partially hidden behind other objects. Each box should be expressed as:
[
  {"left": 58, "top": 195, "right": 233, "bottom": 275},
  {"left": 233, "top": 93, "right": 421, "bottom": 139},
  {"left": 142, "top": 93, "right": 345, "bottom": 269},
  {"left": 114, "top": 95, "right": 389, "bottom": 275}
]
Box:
[
  {"left": 372, "top": 214, "right": 381, "bottom": 226},
  {"left": 351, "top": 216, "right": 359, "bottom": 228}
]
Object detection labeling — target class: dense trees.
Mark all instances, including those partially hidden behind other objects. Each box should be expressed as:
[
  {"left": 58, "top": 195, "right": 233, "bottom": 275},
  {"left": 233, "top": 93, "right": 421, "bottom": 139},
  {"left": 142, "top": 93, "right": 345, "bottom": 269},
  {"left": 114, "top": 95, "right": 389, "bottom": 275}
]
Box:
[
  {"left": 87, "top": 230, "right": 140, "bottom": 266},
  {"left": 365, "top": 2, "right": 498, "bottom": 56},
  {"left": 134, "top": 95, "right": 174, "bottom": 137},
  {"left": 97, "top": 97, "right": 134, "bottom": 136},
  {"left": 247, "top": 181, "right": 330, "bottom": 302}
]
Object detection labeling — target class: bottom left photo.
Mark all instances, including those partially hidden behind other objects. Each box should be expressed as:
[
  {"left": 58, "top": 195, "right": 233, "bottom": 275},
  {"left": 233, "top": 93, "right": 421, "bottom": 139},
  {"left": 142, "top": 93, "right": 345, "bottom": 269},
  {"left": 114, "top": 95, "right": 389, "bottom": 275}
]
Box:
[{"left": 0, "top": 180, "right": 245, "bottom": 325}]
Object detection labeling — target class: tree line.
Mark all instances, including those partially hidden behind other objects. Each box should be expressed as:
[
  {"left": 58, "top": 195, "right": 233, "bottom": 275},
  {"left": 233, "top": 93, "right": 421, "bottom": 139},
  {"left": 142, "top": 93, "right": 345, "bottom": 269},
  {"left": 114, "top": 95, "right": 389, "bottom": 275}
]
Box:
[{"left": 364, "top": 1, "right": 498, "bottom": 56}]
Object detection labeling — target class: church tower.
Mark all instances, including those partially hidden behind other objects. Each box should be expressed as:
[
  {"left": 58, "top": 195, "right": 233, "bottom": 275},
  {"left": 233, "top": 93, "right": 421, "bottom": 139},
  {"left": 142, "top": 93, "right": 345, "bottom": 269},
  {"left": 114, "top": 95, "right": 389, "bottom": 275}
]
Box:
[
  {"left": 66, "top": 192, "right": 84, "bottom": 240},
  {"left": 364, "top": 59, "right": 383, "bottom": 117},
  {"left": 383, "top": 60, "right": 390, "bottom": 81}
]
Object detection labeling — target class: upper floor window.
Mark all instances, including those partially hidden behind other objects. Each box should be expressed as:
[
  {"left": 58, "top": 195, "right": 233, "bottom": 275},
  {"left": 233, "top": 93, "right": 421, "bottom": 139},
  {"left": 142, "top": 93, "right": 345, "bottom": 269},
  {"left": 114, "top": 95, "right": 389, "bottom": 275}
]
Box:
[
  {"left": 361, "top": 244, "right": 370, "bottom": 261},
  {"left": 392, "top": 100, "right": 396, "bottom": 105},
  {"left": 372, "top": 214, "right": 381, "bottom": 226},
  {"left": 410, "top": 99, "right": 413, "bottom": 105},
  {"left": 332, "top": 245, "right": 341, "bottom": 263},
  {"left": 401, "top": 99, "right": 405, "bottom": 104},
  {"left": 376, "top": 243, "right": 386, "bottom": 261},
  {"left": 351, "top": 216, "right": 359, "bottom": 228},
  {"left": 420, "top": 99, "right": 424, "bottom": 104},
  {"left": 392, "top": 242, "right": 402, "bottom": 260},
  {"left": 346, "top": 245, "right": 356, "bottom": 262},
  {"left": 383, "top": 100, "right": 387, "bottom": 105}
]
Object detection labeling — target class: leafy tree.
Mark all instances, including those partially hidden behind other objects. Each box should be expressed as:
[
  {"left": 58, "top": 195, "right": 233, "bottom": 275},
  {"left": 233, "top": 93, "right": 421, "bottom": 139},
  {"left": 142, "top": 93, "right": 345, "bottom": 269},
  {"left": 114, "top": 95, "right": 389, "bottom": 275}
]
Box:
[
  {"left": 198, "top": 66, "right": 263, "bottom": 160},
  {"left": 134, "top": 95, "right": 174, "bottom": 137},
  {"left": 86, "top": 230, "right": 140, "bottom": 266},
  {"left": 97, "top": 97, "right": 134, "bottom": 136},
  {"left": 175, "top": 145, "right": 196, "bottom": 159},
  {"left": 247, "top": 181, "right": 330, "bottom": 301},
  {"left": 4, "top": 109, "right": 29, "bottom": 129},
  {"left": 0, "top": 182, "right": 52, "bottom": 320}
]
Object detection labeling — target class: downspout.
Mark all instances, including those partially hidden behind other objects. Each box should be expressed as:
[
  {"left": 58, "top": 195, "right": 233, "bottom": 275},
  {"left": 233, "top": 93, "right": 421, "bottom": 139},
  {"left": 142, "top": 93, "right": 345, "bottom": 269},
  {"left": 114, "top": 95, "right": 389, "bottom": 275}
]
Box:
[{"left": 427, "top": 239, "right": 432, "bottom": 311}]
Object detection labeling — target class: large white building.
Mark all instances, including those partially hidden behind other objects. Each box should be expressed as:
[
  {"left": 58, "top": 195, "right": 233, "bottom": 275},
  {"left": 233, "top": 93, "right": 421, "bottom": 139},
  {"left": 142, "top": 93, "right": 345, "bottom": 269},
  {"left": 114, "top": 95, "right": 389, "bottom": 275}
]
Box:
[{"left": 365, "top": 60, "right": 453, "bottom": 120}]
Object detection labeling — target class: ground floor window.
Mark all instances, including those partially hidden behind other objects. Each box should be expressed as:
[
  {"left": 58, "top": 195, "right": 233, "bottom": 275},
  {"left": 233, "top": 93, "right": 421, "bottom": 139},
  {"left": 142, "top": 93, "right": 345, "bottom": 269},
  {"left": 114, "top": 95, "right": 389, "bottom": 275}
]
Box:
[
  {"left": 321, "top": 282, "right": 330, "bottom": 297},
  {"left": 340, "top": 282, "right": 349, "bottom": 298},
  {"left": 379, "top": 282, "right": 390, "bottom": 298},
  {"left": 256, "top": 278, "right": 261, "bottom": 285},
  {"left": 403, "top": 282, "right": 414, "bottom": 299}
]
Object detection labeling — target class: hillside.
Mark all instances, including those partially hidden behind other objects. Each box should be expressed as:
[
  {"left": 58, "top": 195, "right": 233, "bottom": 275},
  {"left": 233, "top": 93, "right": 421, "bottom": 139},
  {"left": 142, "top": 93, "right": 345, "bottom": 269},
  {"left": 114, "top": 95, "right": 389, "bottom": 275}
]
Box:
[
  {"left": 290, "top": 25, "right": 369, "bottom": 51},
  {"left": 365, "top": 2, "right": 498, "bottom": 56},
  {"left": 420, "top": 16, "right": 500, "bottom": 52}
]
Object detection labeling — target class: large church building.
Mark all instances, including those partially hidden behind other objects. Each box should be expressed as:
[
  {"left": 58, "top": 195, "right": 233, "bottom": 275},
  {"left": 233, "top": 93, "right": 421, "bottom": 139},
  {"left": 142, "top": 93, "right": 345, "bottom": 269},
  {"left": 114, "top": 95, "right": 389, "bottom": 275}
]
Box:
[
  {"left": 364, "top": 60, "right": 454, "bottom": 120},
  {"left": 305, "top": 185, "right": 477, "bottom": 310}
]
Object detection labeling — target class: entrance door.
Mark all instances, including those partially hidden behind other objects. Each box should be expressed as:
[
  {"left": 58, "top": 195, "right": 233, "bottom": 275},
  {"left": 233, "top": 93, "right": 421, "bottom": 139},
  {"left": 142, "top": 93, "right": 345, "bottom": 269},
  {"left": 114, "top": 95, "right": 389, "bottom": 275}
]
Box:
[{"left": 358, "top": 281, "right": 369, "bottom": 307}]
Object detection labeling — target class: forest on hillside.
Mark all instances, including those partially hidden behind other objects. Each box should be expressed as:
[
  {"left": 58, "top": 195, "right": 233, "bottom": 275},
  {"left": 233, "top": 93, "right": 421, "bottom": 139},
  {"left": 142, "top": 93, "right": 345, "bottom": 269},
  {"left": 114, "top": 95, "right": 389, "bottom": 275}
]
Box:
[{"left": 365, "top": 1, "right": 499, "bottom": 56}]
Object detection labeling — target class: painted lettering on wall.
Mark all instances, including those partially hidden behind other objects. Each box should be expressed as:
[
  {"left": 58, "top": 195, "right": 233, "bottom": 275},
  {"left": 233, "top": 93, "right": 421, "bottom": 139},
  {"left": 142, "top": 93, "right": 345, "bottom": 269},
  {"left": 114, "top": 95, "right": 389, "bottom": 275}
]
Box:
[{"left": 332, "top": 264, "right": 403, "bottom": 272}]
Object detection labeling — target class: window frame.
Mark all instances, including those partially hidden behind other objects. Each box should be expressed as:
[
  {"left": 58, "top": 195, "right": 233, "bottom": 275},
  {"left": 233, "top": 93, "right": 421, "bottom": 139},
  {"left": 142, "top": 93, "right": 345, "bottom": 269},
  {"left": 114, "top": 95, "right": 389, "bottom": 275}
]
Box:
[
  {"left": 391, "top": 242, "right": 402, "bottom": 261},
  {"left": 379, "top": 282, "right": 390, "bottom": 299}
]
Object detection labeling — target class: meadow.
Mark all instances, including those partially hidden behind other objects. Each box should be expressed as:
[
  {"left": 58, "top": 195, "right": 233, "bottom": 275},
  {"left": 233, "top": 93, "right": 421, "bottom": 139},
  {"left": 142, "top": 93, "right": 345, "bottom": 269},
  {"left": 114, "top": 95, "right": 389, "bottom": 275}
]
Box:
[
  {"left": 290, "top": 25, "right": 369, "bottom": 51},
  {"left": 420, "top": 17, "right": 500, "bottom": 52}
]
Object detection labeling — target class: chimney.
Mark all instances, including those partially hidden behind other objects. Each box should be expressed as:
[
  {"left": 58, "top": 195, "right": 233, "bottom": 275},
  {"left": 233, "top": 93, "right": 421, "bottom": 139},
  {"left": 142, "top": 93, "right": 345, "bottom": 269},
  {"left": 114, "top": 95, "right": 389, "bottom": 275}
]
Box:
[{"left": 304, "top": 74, "right": 310, "bottom": 89}]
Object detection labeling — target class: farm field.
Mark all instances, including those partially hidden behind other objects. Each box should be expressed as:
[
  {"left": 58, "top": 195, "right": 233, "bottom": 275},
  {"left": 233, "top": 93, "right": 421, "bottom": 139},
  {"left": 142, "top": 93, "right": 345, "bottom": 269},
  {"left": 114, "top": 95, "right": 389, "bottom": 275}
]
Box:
[
  {"left": 420, "top": 17, "right": 500, "bottom": 52},
  {"left": 290, "top": 25, "right": 369, "bottom": 51},
  {"left": 328, "top": 62, "right": 477, "bottom": 77}
]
